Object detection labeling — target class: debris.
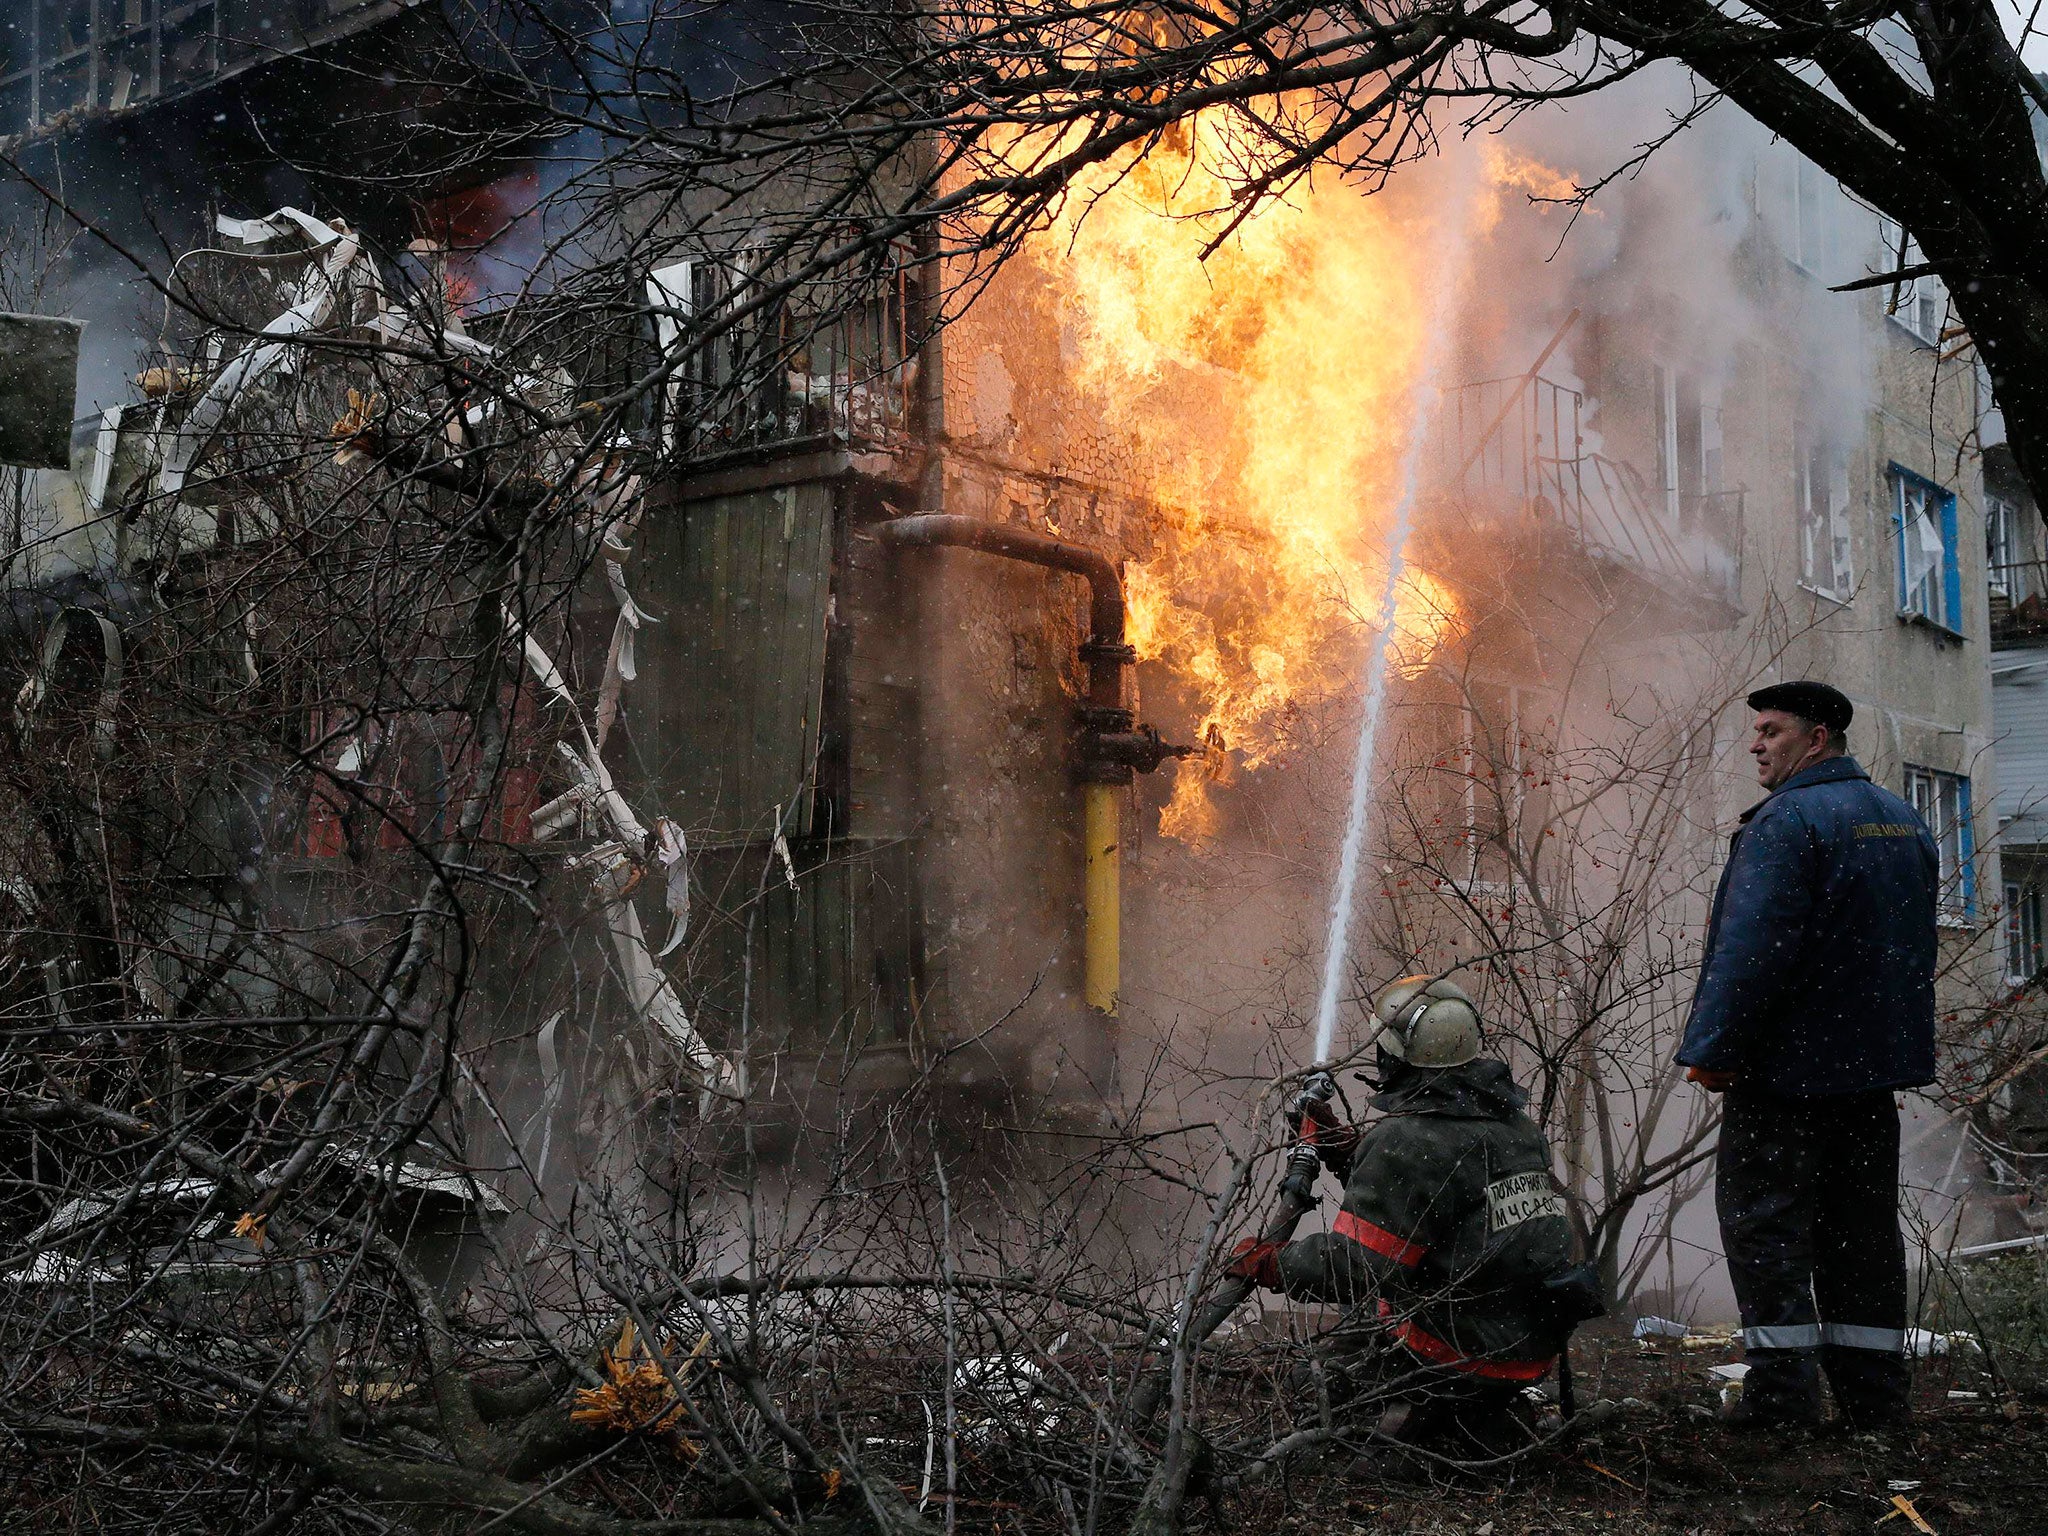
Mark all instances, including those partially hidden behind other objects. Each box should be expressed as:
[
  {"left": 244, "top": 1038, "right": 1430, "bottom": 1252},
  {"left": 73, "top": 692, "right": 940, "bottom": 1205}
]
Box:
[
  {"left": 1679, "top": 1330, "right": 1739, "bottom": 1349},
  {"left": 1905, "top": 1329, "right": 1976, "bottom": 1358},
  {"left": 1946, "top": 1390, "right": 1979, "bottom": 1401},
  {"left": 157, "top": 226, "right": 365, "bottom": 499},
  {"left": 330, "top": 388, "right": 382, "bottom": 465},
  {"left": 231, "top": 1212, "right": 267, "bottom": 1248},
  {"left": 952, "top": 1336, "right": 1068, "bottom": 1441},
  {"left": 1581, "top": 1460, "right": 1641, "bottom": 1492},
  {"left": 1953, "top": 1233, "right": 2048, "bottom": 1260},
  {"left": 1632, "top": 1315, "right": 1689, "bottom": 1340},
  {"left": 138, "top": 364, "right": 204, "bottom": 399},
  {"left": 772, "top": 805, "right": 799, "bottom": 890},
  {"left": 653, "top": 818, "right": 690, "bottom": 958},
  {"left": 1874, "top": 1493, "right": 1937, "bottom": 1534},
  {"left": 1887, "top": 1480, "right": 1921, "bottom": 1493},
  {"left": 527, "top": 1009, "right": 566, "bottom": 1182},
  {"left": 570, "top": 1321, "right": 707, "bottom": 1437},
  {"left": 1706, "top": 1361, "right": 1747, "bottom": 1412},
  {"left": 0, "top": 311, "right": 83, "bottom": 469}
]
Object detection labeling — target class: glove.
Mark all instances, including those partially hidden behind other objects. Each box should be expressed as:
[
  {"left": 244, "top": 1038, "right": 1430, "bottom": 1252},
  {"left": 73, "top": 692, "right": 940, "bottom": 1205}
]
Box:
[
  {"left": 1289, "top": 1071, "right": 1360, "bottom": 1174},
  {"left": 1686, "top": 1066, "right": 1738, "bottom": 1092},
  {"left": 1225, "top": 1237, "right": 1284, "bottom": 1291}
]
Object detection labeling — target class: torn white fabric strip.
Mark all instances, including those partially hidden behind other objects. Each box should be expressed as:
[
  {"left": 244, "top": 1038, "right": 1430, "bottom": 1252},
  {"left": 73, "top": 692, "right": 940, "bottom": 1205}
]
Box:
[
  {"left": 14, "top": 610, "right": 69, "bottom": 732},
  {"left": 92, "top": 614, "right": 123, "bottom": 759},
  {"left": 159, "top": 232, "right": 361, "bottom": 497}
]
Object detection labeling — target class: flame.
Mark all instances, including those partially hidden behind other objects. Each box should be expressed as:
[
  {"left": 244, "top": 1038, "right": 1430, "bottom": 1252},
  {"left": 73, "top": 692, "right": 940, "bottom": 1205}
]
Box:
[
  {"left": 1019, "top": 116, "right": 1466, "bottom": 839},
  {"left": 1472, "top": 143, "right": 1589, "bottom": 237}
]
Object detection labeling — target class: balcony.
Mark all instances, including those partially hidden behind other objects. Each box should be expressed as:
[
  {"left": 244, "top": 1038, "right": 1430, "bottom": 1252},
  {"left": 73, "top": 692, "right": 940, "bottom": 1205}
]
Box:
[
  {"left": 1429, "top": 372, "right": 1744, "bottom": 628},
  {"left": 648, "top": 253, "right": 920, "bottom": 469}
]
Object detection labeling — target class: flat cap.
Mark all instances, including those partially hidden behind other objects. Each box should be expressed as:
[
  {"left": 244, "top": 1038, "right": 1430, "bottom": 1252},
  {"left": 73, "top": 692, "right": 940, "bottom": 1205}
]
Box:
[{"left": 1747, "top": 680, "right": 1852, "bottom": 735}]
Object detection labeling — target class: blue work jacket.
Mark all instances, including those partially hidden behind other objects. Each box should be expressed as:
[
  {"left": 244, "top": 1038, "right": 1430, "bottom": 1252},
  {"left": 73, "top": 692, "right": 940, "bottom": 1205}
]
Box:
[{"left": 1677, "top": 756, "right": 1938, "bottom": 1096}]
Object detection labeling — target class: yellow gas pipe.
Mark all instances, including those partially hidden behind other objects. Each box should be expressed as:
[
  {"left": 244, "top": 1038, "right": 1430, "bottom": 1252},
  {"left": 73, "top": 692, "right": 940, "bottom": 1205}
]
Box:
[
  {"left": 872, "top": 515, "right": 1190, "bottom": 1026},
  {"left": 1083, "top": 781, "right": 1120, "bottom": 1015}
]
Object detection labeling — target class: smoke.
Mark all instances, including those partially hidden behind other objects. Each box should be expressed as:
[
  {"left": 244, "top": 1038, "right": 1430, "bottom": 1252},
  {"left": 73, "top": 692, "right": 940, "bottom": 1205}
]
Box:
[{"left": 1459, "top": 63, "right": 1877, "bottom": 449}]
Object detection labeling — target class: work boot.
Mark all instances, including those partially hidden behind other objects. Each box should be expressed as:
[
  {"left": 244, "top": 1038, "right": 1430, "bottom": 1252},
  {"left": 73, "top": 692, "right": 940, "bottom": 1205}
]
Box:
[
  {"left": 1723, "top": 1350, "right": 1824, "bottom": 1430},
  {"left": 1718, "top": 1393, "right": 1821, "bottom": 1432},
  {"left": 1823, "top": 1345, "right": 1912, "bottom": 1430}
]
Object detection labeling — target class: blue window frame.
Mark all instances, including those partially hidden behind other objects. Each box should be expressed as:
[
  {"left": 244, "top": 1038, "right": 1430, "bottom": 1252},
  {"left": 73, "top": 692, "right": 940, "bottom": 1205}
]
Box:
[{"left": 1892, "top": 466, "right": 1962, "bottom": 634}]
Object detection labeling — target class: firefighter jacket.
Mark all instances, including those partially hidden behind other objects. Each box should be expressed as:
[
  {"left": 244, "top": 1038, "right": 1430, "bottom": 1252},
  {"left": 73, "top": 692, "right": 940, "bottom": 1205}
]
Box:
[
  {"left": 1274, "top": 1058, "right": 1575, "bottom": 1379},
  {"left": 1676, "top": 756, "right": 1938, "bottom": 1097}
]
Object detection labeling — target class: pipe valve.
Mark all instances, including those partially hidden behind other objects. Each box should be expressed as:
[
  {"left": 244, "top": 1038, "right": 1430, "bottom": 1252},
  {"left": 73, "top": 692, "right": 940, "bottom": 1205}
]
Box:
[{"left": 1077, "top": 708, "right": 1198, "bottom": 782}]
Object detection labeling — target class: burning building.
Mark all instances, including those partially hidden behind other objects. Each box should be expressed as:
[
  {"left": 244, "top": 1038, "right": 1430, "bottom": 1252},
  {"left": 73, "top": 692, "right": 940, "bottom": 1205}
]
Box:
[{"left": 0, "top": 0, "right": 2018, "bottom": 1315}]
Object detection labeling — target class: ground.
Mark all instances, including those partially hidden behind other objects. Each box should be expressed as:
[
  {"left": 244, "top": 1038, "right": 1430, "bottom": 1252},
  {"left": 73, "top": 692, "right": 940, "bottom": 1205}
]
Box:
[{"left": 1227, "top": 1321, "right": 2048, "bottom": 1535}]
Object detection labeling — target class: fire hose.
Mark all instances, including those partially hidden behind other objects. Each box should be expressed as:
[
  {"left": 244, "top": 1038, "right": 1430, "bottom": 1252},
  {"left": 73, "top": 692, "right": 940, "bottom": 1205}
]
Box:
[{"left": 1128, "top": 1079, "right": 1333, "bottom": 1428}]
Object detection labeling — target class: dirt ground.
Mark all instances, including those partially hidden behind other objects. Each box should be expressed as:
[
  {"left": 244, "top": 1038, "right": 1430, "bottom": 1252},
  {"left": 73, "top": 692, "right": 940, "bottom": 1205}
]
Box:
[{"left": 1230, "top": 1321, "right": 2048, "bottom": 1535}]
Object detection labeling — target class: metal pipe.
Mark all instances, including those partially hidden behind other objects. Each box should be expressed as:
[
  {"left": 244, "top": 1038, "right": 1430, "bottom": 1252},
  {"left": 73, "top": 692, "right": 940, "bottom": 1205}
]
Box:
[
  {"left": 1082, "top": 781, "right": 1120, "bottom": 1012},
  {"left": 874, "top": 513, "right": 1142, "bottom": 1016},
  {"left": 873, "top": 513, "right": 1129, "bottom": 711}
]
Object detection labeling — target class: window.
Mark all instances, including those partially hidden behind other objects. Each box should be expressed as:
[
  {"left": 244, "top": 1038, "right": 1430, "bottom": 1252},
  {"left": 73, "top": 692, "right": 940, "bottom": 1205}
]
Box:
[
  {"left": 1452, "top": 681, "right": 1554, "bottom": 886},
  {"left": 1893, "top": 468, "right": 1962, "bottom": 633},
  {"left": 1905, "top": 766, "right": 1975, "bottom": 919},
  {"left": 1653, "top": 365, "right": 1723, "bottom": 526},
  {"left": 1796, "top": 420, "right": 1853, "bottom": 599},
  {"left": 1987, "top": 494, "right": 2024, "bottom": 601},
  {"left": 2006, "top": 882, "right": 2043, "bottom": 983},
  {"left": 1399, "top": 676, "right": 1556, "bottom": 890},
  {"left": 1792, "top": 158, "right": 1839, "bottom": 275},
  {"left": 1876, "top": 216, "right": 1948, "bottom": 344},
  {"left": 1653, "top": 364, "right": 1679, "bottom": 521}
]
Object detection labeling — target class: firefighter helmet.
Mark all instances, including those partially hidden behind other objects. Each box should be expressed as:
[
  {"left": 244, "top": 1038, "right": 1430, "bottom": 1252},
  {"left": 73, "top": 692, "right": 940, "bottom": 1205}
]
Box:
[{"left": 1372, "top": 975, "right": 1481, "bottom": 1068}]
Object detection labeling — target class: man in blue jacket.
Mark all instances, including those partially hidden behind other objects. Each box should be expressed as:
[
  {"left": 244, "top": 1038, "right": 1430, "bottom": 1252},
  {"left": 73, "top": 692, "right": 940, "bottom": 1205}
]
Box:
[{"left": 1678, "top": 681, "right": 1938, "bottom": 1430}]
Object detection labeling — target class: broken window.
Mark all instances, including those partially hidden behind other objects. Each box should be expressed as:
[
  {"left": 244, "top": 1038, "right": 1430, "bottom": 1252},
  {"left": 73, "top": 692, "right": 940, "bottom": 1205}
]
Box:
[
  {"left": 1795, "top": 419, "right": 1853, "bottom": 600},
  {"left": 299, "top": 691, "right": 545, "bottom": 859},
  {"left": 1892, "top": 467, "right": 1961, "bottom": 632},
  {"left": 1905, "top": 764, "right": 1974, "bottom": 919}
]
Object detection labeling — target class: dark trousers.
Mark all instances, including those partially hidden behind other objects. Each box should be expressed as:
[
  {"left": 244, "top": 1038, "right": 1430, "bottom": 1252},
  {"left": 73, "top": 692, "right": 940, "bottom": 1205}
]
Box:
[{"left": 1716, "top": 1086, "right": 1911, "bottom": 1423}]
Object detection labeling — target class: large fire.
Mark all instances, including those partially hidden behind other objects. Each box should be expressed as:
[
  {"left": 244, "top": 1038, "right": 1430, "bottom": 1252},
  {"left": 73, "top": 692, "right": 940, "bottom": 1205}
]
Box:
[{"left": 1019, "top": 117, "right": 1465, "bottom": 841}]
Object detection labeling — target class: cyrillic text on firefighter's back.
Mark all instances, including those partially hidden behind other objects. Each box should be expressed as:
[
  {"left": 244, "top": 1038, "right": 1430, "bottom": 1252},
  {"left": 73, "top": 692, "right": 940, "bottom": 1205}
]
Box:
[{"left": 1486, "top": 1171, "right": 1565, "bottom": 1232}]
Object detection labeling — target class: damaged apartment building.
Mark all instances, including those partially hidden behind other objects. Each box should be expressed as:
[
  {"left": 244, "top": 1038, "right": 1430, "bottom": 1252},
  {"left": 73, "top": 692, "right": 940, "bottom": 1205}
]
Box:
[{"left": 0, "top": 0, "right": 2021, "bottom": 1260}]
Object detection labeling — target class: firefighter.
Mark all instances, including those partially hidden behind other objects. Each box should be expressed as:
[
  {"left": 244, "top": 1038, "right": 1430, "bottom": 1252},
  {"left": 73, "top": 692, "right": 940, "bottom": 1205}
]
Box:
[
  {"left": 1678, "top": 680, "right": 1938, "bottom": 1430},
  {"left": 1226, "top": 977, "right": 1591, "bottom": 1449}
]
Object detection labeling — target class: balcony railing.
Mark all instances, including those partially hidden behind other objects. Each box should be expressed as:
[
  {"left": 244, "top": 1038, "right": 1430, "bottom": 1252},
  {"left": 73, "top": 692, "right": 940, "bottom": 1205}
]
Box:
[
  {"left": 1433, "top": 372, "right": 1743, "bottom": 615},
  {"left": 652, "top": 254, "right": 919, "bottom": 464}
]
